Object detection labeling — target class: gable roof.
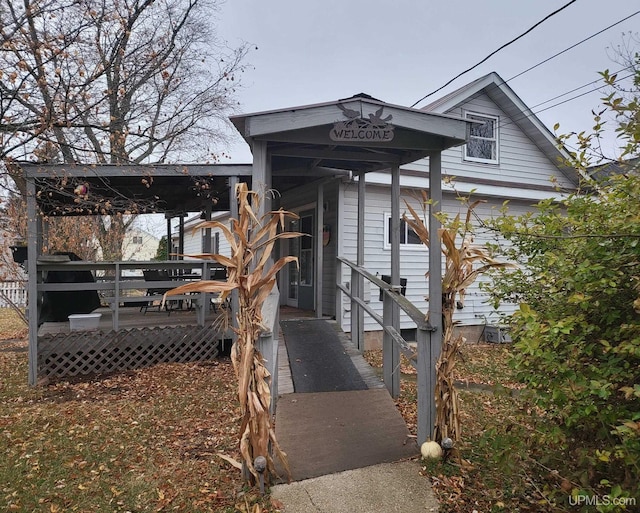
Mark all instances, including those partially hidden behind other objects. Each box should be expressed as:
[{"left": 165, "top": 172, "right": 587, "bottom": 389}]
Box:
[
  {"left": 230, "top": 94, "right": 471, "bottom": 174},
  {"left": 422, "top": 72, "right": 582, "bottom": 185}
]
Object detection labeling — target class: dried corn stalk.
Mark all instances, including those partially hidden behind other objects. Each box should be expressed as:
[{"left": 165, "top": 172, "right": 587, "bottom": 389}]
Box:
[
  {"left": 165, "top": 183, "right": 301, "bottom": 485},
  {"left": 403, "top": 191, "right": 513, "bottom": 443}
]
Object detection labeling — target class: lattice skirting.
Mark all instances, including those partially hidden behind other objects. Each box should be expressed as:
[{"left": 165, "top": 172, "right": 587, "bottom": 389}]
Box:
[{"left": 38, "top": 325, "right": 220, "bottom": 379}]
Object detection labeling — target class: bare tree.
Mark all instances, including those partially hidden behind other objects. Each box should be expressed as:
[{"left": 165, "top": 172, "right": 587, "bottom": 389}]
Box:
[{"left": 0, "top": 0, "right": 250, "bottom": 254}]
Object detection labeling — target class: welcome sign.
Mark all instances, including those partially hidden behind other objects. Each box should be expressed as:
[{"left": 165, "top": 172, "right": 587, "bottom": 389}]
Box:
[{"left": 330, "top": 105, "right": 395, "bottom": 142}]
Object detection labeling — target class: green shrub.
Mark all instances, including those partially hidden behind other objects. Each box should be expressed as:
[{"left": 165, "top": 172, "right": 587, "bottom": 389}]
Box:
[{"left": 487, "top": 173, "right": 640, "bottom": 504}]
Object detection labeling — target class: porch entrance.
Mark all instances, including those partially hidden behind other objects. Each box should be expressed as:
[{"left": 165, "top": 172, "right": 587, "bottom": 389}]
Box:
[{"left": 286, "top": 208, "right": 315, "bottom": 311}]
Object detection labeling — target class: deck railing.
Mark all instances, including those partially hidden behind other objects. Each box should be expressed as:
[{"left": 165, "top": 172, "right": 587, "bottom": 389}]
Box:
[{"left": 36, "top": 259, "right": 225, "bottom": 330}]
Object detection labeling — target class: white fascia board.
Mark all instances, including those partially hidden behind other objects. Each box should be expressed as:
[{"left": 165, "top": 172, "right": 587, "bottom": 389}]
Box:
[{"left": 364, "top": 171, "right": 569, "bottom": 202}]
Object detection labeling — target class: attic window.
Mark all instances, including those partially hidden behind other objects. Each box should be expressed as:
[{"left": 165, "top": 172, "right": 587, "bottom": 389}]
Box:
[{"left": 464, "top": 112, "right": 499, "bottom": 164}]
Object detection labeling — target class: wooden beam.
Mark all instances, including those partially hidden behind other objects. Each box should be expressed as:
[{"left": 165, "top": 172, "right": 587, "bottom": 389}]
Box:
[
  {"left": 350, "top": 171, "right": 366, "bottom": 350},
  {"left": 27, "top": 176, "right": 38, "bottom": 386},
  {"left": 229, "top": 176, "right": 240, "bottom": 345},
  {"left": 270, "top": 146, "right": 402, "bottom": 164},
  {"left": 316, "top": 183, "right": 324, "bottom": 318},
  {"left": 252, "top": 140, "right": 271, "bottom": 218},
  {"left": 418, "top": 151, "right": 443, "bottom": 444},
  {"left": 383, "top": 164, "right": 401, "bottom": 398},
  {"left": 21, "top": 163, "right": 253, "bottom": 178}
]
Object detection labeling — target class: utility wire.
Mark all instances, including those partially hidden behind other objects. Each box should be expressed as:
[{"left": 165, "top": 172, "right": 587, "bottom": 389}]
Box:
[
  {"left": 410, "top": 0, "right": 579, "bottom": 108},
  {"left": 506, "top": 10, "right": 640, "bottom": 83},
  {"left": 496, "top": 69, "right": 635, "bottom": 132}
]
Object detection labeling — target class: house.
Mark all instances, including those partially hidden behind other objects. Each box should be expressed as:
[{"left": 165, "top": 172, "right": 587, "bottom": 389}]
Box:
[
  {"left": 121, "top": 227, "right": 160, "bottom": 262},
  {"left": 184, "top": 72, "right": 580, "bottom": 348},
  {"left": 24, "top": 73, "right": 579, "bottom": 379},
  {"left": 20, "top": 74, "right": 580, "bottom": 441},
  {"left": 170, "top": 212, "right": 230, "bottom": 260}
]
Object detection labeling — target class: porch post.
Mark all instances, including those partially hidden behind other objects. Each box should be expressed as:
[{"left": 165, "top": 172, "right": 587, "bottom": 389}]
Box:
[
  {"left": 350, "top": 171, "right": 365, "bottom": 350},
  {"left": 252, "top": 140, "right": 271, "bottom": 218},
  {"left": 26, "top": 176, "right": 39, "bottom": 385},
  {"left": 315, "top": 183, "right": 324, "bottom": 318},
  {"left": 251, "top": 141, "right": 278, "bottom": 402},
  {"left": 166, "top": 217, "right": 172, "bottom": 258},
  {"left": 229, "top": 176, "right": 240, "bottom": 344},
  {"left": 383, "top": 164, "right": 401, "bottom": 398},
  {"left": 418, "top": 151, "right": 443, "bottom": 444},
  {"left": 178, "top": 215, "right": 185, "bottom": 258},
  {"left": 202, "top": 203, "right": 212, "bottom": 253}
]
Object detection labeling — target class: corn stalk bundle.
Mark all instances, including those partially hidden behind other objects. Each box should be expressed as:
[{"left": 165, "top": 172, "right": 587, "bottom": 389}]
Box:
[
  {"left": 403, "top": 192, "right": 512, "bottom": 443},
  {"left": 164, "top": 183, "right": 301, "bottom": 485}
]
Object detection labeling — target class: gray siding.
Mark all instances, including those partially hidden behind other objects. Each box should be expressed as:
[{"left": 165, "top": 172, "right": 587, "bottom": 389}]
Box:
[
  {"left": 408, "top": 92, "right": 575, "bottom": 190},
  {"left": 339, "top": 183, "right": 530, "bottom": 332}
]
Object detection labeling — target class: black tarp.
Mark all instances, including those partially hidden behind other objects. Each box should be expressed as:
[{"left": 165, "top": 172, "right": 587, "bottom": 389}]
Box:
[{"left": 39, "top": 252, "right": 101, "bottom": 323}]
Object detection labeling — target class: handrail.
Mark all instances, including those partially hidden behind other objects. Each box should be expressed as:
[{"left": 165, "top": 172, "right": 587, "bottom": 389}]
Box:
[
  {"left": 337, "top": 256, "right": 434, "bottom": 332},
  {"left": 259, "top": 285, "right": 280, "bottom": 415}
]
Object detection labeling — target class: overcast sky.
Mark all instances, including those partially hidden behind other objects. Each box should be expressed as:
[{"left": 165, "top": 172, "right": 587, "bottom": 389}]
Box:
[{"left": 214, "top": 0, "right": 639, "bottom": 163}]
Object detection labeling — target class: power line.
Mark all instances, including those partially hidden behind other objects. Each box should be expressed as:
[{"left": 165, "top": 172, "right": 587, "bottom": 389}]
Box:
[
  {"left": 410, "top": 0, "right": 579, "bottom": 108},
  {"left": 506, "top": 10, "right": 640, "bottom": 83},
  {"left": 497, "top": 69, "right": 635, "bottom": 132}
]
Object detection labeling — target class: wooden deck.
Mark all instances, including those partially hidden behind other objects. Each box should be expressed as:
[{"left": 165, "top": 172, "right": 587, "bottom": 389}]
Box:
[{"left": 38, "top": 305, "right": 225, "bottom": 336}]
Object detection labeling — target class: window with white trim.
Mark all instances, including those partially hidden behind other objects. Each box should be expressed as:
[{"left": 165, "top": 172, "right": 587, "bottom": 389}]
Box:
[
  {"left": 384, "top": 213, "right": 424, "bottom": 249},
  {"left": 464, "top": 112, "right": 498, "bottom": 164}
]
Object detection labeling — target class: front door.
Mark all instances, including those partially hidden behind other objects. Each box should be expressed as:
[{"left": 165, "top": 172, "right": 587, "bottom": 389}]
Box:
[{"left": 287, "top": 208, "right": 315, "bottom": 310}]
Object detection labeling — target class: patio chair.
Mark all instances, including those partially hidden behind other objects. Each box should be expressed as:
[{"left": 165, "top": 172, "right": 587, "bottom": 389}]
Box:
[
  {"left": 210, "top": 267, "right": 229, "bottom": 312},
  {"left": 141, "top": 269, "right": 174, "bottom": 315}
]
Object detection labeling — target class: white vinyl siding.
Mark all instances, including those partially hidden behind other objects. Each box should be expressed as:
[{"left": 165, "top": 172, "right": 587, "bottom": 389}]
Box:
[
  {"left": 408, "top": 93, "right": 576, "bottom": 190},
  {"left": 339, "top": 183, "right": 526, "bottom": 332}
]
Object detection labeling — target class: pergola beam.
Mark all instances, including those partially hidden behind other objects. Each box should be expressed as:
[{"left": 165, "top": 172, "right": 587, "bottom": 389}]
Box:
[{"left": 21, "top": 163, "right": 253, "bottom": 178}]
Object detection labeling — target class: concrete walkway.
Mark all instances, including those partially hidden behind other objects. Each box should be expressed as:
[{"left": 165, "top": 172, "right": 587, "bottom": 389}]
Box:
[{"left": 271, "top": 461, "right": 439, "bottom": 513}]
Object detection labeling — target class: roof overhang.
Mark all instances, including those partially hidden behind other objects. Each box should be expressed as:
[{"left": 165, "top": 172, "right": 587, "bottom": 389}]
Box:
[
  {"left": 20, "top": 95, "right": 472, "bottom": 217},
  {"left": 231, "top": 95, "right": 471, "bottom": 174}
]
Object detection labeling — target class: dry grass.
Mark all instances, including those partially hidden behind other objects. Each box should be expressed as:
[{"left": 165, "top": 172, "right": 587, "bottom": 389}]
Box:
[
  {"left": 0, "top": 307, "right": 27, "bottom": 340},
  {"left": 0, "top": 328, "right": 281, "bottom": 512},
  {"left": 364, "top": 344, "right": 576, "bottom": 513}
]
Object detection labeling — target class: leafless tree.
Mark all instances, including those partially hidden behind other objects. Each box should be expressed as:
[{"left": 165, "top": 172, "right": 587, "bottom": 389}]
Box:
[{"left": 0, "top": 0, "right": 250, "bottom": 257}]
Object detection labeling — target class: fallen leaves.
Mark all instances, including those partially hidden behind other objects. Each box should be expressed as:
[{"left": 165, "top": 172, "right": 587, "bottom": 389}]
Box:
[{"left": 0, "top": 339, "right": 280, "bottom": 512}]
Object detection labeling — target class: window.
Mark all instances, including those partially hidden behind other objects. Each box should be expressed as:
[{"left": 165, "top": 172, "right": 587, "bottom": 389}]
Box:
[
  {"left": 201, "top": 229, "right": 220, "bottom": 254},
  {"left": 132, "top": 235, "right": 143, "bottom": 244},
  {"left": 464, "top": 112, "right": 498, "bottom": 164},
  {"left": 384, "top": 214, "right": 423, "bottom": 249}
]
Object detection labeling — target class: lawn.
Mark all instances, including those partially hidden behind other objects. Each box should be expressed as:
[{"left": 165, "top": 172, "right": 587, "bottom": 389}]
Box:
[
  {"left": 365, "top": 345, "right": 582, "bottom": 513},
  {"left": 0, "top": 308, "right": 274, "bottom": 513},
  {"left": 1, "top": 306, "right": 593, "bottom": 512}
]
